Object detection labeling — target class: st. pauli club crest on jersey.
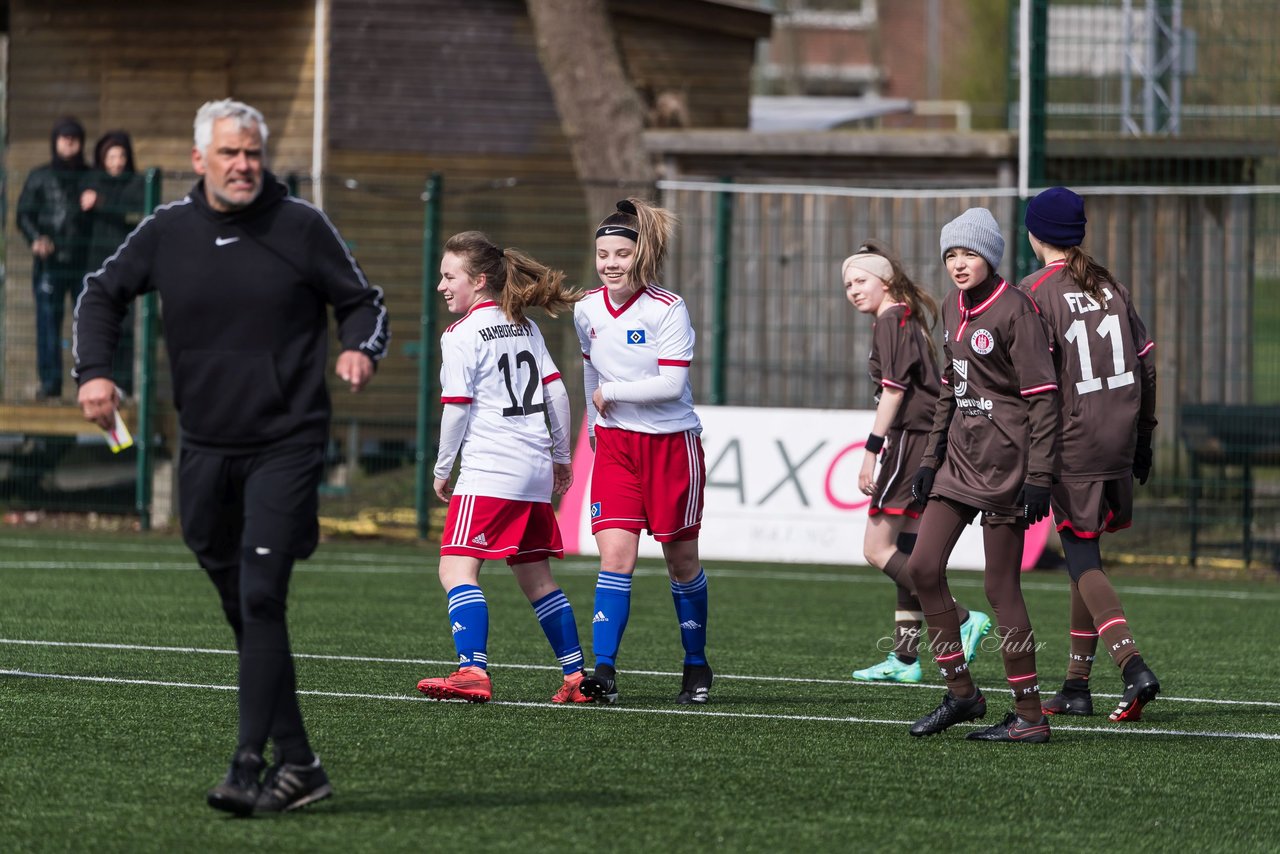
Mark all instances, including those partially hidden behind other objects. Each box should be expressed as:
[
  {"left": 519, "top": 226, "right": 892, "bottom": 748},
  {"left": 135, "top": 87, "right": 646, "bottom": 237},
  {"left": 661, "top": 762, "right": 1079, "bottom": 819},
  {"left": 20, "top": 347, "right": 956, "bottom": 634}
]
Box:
[{"left": 970, "top": 328, "right": 995, "bottom": 355}]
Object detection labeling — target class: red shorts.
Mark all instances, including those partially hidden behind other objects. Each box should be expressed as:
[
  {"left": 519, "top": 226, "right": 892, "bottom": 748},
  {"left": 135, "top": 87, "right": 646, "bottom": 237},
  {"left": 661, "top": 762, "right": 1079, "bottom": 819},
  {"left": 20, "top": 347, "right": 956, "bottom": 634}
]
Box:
[
  {"left": 441, "top": 494, "right": 564, "bottom": 565},
  {"left": 590, "top": 426, "right": 705, "bottom": 542},
  {"left": 1052, "top": 478, "right": 1134, "bottom": 538}
]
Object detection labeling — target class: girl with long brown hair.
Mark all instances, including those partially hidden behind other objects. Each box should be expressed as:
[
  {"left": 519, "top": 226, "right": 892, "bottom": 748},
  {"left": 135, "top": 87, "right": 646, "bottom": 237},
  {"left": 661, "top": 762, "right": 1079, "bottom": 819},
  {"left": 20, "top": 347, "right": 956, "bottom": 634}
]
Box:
[{"left": 415, "top": 231, "right": 591, "bottom": 705}]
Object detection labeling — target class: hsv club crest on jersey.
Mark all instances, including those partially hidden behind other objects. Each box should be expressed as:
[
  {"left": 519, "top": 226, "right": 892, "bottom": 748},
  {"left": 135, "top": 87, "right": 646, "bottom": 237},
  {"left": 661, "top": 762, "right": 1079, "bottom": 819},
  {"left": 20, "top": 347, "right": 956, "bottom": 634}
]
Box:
[{"left": 573, "top": 285, "right": 702, "bottom": 435}]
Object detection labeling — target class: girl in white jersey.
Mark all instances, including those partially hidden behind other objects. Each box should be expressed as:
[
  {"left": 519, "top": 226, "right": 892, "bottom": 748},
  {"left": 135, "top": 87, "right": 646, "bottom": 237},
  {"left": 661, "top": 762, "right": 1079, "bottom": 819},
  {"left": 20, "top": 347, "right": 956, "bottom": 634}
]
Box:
[
  {"left": 416, "top": 231, "right": 589, "bottom": 705},
  {"left": 575, "top": 198, "right": 712, "bottom": 705}
]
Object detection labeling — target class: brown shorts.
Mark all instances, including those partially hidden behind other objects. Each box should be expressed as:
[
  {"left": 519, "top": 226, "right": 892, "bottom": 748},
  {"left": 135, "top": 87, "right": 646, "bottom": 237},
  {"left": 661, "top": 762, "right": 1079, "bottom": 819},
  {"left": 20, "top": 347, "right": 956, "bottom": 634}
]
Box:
[
  {"left": 869, "top": 428, "right": 927, "bottom": 518},
  {"left": 1051, "top": 478, "right": 1134, "bottom": 538},
  {"left": 935, "top": 496, "right": 1024, "bottom": 528}
]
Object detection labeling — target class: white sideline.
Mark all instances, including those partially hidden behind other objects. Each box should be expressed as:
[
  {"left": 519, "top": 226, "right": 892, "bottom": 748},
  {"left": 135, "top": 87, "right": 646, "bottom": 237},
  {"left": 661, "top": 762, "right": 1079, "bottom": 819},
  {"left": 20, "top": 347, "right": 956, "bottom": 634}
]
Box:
[
  {"left": 3, "top": 637, "right": 1278, "bottom": 710},
  {"left": 3, "top": 668, "right": 1277, "bottom": 743}
]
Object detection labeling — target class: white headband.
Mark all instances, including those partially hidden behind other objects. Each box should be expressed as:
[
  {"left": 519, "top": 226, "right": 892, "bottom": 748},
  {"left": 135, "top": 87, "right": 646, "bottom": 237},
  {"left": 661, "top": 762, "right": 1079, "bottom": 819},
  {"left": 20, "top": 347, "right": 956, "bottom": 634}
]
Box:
[{"left": 841, "top": 252, "right": 894, "bottom": 284}]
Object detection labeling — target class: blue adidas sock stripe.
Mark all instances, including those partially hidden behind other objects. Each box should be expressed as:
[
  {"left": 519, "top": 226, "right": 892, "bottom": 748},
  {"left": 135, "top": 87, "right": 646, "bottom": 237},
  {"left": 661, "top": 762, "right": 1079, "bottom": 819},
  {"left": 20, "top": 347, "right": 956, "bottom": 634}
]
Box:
[
  {"left": 670, "top": 568, "right": 709, "bottom": 666},
  {"left": 446, "top": 584, "right": 489, "bottom": 670},
  {"left": 531, "top": 589, "right": 584, "bottom": 675},
  {"left": 591, "top": 571, "right": 633, "bottom": 668}
]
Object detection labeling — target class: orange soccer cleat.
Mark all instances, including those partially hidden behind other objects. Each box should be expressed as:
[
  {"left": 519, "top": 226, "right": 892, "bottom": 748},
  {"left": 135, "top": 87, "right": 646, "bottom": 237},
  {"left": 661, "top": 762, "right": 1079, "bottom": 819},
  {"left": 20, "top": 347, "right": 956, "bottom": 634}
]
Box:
[
  {"left": 551, "top": 670, "right": 592, "bottom": 704},
  {"left": 416, "top": 666, "right": 493, "bottom": 703}
]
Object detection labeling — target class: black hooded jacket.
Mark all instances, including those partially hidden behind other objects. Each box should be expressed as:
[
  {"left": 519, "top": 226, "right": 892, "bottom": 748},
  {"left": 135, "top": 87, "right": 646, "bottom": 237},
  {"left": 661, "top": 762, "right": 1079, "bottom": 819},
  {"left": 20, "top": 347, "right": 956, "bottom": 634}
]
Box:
[
  {"left": 16, "top": 118, "right": 90, "bottom": 269},
  {"left": 83, "top": 132, "right": 146, "bottom": 271},
  {"left": 73, "top": 171, "right": 390, "bottom": 452}
]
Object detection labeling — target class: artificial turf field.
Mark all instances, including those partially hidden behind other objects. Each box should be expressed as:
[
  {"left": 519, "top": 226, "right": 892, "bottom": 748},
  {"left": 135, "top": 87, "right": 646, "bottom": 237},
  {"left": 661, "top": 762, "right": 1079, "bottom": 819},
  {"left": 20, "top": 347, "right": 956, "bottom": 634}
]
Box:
[{"left": 2, "top": 529, "right": 1278, "bottom": 853}]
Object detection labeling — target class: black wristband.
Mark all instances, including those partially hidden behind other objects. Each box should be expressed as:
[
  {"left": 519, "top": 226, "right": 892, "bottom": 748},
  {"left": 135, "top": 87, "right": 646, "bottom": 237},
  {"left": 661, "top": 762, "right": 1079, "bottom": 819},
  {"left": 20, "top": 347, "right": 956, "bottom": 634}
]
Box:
[{"left": 865, "top": 433, "right": 885, "bottom": 454}]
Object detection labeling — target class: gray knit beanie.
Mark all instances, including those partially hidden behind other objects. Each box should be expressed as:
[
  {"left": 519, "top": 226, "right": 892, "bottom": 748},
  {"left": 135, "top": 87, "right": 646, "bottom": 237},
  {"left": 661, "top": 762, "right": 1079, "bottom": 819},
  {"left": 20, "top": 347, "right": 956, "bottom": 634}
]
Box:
[{"left": 940, "top": 207, "right": 1005, "bottom": 271}]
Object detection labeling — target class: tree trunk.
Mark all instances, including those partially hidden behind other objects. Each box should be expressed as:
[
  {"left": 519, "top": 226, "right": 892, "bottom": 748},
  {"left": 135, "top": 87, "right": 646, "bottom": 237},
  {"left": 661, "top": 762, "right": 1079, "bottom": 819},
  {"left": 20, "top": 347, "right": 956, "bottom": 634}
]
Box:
[{"left": 526, "top": 0, "right": 657, "bottom": 221}]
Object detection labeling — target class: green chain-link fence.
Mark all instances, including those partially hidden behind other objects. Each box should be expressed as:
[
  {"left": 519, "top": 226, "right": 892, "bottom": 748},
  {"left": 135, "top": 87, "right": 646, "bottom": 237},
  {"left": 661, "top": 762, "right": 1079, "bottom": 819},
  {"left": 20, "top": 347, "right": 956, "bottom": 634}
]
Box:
[{"left": 2, "top": 0, "right": 1279, "bottom": 566}]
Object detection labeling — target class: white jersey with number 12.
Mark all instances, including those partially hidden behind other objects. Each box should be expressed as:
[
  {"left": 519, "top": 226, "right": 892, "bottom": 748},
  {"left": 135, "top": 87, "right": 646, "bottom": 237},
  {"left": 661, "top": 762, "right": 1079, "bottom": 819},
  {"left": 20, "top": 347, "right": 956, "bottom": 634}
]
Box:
[{"left": 440, "top": 301, "right": 560, "bottom": 501}]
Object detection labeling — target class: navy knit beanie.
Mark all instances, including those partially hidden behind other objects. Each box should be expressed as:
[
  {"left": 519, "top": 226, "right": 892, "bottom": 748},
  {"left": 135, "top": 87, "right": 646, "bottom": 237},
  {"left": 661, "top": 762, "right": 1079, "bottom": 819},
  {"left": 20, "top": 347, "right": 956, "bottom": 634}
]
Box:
[
  {"left": 1025, "top": 187, "right": 1087, "bottom": 248},
  {"left": 940, "top": 207, "right": 1005, "bottom": 271}
]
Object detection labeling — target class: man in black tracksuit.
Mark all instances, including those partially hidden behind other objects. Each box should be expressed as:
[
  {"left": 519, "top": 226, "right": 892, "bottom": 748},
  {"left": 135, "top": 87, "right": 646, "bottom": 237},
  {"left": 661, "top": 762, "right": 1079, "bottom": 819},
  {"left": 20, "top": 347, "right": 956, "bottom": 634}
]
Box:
[{"left": 74, "top": 99, "right": 389, "bottom": 816}]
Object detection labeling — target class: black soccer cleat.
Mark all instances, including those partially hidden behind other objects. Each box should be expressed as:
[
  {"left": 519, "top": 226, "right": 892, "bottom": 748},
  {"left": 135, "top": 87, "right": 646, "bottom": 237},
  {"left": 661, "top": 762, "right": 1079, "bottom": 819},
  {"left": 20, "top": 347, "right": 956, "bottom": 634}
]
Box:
[
  {"left": 579, "top": 664, "right": 619, "bottom": 705},
  {"left": 676, "top": 663, "right": 713, "bottom": 705},
  {"left": 966, "top": 711, "right": 1051, "bottom": 743},
  {"left": 254, "top": 755, "right": 332, "bottom": 814},
  {"left": 909, "top": 689, "right": 987, "bottom": 737},
  {"left": 1042, "top": 685, "right": 1094, "bottom": 717},
  {"left": 206, "top": 749, "right": 266, "bottom": 817},
  {"left": 1110, "top": 662, "right": 1160, "bottom": 722}
]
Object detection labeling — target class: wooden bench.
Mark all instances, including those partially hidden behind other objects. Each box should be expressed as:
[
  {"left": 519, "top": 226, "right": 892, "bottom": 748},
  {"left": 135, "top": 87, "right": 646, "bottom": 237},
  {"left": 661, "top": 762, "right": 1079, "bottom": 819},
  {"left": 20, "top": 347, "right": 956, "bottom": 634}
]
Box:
[{"left": 0, "top": 403, "right": 137, "bottom": 438}]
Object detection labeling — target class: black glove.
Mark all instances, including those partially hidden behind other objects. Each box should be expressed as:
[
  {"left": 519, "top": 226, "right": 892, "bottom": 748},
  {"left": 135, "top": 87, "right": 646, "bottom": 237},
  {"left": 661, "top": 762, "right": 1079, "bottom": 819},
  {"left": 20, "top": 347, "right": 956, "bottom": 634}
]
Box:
[
  {"left": 1133, "top": 435, "right": 1153, "bottom": 485},
  {"left": 1018, "top": 483, "right": 1052, "bottom": 523},
  {"left": 910, "top": 467, "right": 936, "bottom": 505}
]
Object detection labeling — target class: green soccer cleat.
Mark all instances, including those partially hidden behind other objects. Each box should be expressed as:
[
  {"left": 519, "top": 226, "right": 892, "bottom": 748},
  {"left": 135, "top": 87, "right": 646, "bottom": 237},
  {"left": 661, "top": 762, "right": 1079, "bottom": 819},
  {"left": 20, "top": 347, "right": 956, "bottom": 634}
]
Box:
[
  {"left": 852, "top": 654, "right": 923, "bottom": 683},
  {"left": 960, "top": 611, "right": 992, "bottom": 663}
]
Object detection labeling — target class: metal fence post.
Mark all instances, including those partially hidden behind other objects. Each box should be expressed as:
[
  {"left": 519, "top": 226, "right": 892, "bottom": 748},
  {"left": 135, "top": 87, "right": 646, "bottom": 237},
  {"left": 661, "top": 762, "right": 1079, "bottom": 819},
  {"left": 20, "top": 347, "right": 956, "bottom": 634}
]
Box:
[
  {"left": 135, "top": 168, "right": 162, "bottom": 529},
  {"left": 1015, "top": 0, "right": 1049, "bottom": 281},
  {"left": 711, "top": 178, "right": 733, "bottom": 405},
  {"left": 415, "top": 173, "right": 443, "bottom": 539}
]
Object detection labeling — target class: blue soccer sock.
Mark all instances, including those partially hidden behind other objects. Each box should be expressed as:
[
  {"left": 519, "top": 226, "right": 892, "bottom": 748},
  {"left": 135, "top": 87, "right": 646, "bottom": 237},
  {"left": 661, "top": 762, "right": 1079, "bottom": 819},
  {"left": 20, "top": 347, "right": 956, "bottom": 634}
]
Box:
[
  {"left": 670, "top": 568, "right": 709, "bottom": 666},
  {"left": 532, "top": 588, "right": 584, "bottom": 675},
  {"left": 591, "top": 571, "right": 633, "bottom": 669},
  {"left": 446, "top": 584, "right": 488, "bottom": 670}
]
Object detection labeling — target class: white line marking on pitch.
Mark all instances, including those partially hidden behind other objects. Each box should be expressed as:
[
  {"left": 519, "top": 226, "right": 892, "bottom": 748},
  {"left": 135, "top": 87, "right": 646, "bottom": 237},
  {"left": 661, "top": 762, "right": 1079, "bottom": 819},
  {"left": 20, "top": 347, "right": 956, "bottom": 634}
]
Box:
[
  {"left": 2, "top": 669, "right": 1276, "bottom": 742},
  {"left": 0, "top": 550, "right": 1274, "bottom": 602},
  {"left": 3, "top": 637, "right": 1277, "bottom": 709}
]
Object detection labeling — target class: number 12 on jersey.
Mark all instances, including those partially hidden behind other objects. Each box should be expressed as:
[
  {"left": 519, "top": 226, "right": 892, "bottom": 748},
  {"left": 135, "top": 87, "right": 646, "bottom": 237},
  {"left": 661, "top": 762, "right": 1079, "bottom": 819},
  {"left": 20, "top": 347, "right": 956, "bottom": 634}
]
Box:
[{"left": 497, "top": 350, "right": 547, "bottom": 417}]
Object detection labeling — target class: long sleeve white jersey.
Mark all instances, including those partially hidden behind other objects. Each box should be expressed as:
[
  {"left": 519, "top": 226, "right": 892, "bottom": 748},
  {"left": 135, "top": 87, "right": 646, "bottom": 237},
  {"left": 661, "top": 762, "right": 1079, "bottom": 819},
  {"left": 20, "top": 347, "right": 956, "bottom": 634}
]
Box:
[
  {"left": 436, "top": 301, "right": 566, "bottom": 501},
  {"left": 573, "top": 285, "right": 702, "bottom": 435}
]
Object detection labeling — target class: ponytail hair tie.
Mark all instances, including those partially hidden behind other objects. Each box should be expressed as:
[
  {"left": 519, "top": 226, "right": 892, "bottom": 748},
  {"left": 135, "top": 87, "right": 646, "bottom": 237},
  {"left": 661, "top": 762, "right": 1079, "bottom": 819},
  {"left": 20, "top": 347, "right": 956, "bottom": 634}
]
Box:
[{"left": 616, "top": 199, "right": 637, "bottom": 215}]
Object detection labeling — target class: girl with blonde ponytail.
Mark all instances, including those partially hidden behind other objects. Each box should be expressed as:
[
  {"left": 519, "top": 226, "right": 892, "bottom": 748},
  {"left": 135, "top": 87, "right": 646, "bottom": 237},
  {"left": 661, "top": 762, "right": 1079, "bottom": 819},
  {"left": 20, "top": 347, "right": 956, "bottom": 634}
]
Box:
[{"left": 841, "top": 240, "right": 990, "bottom": 686}]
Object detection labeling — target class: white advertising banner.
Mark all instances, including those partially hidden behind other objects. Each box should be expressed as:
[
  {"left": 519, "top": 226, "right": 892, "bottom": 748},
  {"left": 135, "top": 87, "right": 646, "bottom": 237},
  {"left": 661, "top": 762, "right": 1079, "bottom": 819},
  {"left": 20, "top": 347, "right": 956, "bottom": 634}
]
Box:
[{"left": 557, "top": 405, "right": 1049, "bottom": 570}]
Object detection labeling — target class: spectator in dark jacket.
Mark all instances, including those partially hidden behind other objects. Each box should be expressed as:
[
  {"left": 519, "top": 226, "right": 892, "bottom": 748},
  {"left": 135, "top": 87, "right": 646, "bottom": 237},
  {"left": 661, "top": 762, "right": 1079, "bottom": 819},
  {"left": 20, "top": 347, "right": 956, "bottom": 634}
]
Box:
[
  {"left": 80, "top": 130, "right": 146, "bottom": 395},
  {"left": 17, "top": 116, "right": 90, "bottom": 399}
]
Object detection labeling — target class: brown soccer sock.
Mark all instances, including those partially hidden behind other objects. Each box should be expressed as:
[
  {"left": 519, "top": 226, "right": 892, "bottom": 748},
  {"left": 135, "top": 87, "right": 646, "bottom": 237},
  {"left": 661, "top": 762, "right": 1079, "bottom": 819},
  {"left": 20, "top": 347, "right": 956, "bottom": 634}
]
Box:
[
  {"left": 981, "top": 522, "right": 1040, "bottom": 720},
  {"left": 1066, "top": 579, "right": 1098, "bottom": 682},
  {"left": 1077, "top": 568, "right": 1139, "bottom": 670},
  {"left": 881, "top": 550, "right": 910, "bottom": 585},
  {"left": 925, "top": 610, "right": 974, "bottom": 697},
  {"left": 998, "top": 625, "right": 1043, "bottom": 721},
  {"left": 894, "top": 584, "right": 923, "bottom": 663},
  {"left": 910, "top": 501, "right": 975, "bottom": 696},
  {"left": 882, "top": 550, "right": 923, "bottom": 663}
]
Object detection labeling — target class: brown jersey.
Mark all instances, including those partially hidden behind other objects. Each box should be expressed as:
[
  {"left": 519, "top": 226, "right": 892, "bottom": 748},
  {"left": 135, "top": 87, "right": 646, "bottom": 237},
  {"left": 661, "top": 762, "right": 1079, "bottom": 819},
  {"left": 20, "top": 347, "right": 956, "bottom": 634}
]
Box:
[
  {"left": 1019, "top": 262, "right": 1157, "bottom": 482},
  {"left": 923, "top": 277, "right": 1060, "bottom": 515},
  {"left": 868, "top": 303, "right": 941, "bottom": 432}
]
